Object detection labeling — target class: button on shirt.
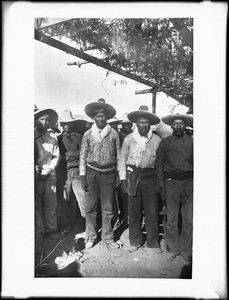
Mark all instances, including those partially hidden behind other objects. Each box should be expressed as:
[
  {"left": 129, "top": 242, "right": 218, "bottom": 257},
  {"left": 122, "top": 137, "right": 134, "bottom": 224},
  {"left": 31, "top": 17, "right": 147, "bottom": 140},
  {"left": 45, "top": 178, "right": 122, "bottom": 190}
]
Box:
[
  {"left": 79, "top": 127, "right": 120, "bottom": 176},
  {"left": 119, "top": 132, "right": 161, "bottom": 180},
  {"left": 156, "top": 133, "right": 193, "bottom": 187}
]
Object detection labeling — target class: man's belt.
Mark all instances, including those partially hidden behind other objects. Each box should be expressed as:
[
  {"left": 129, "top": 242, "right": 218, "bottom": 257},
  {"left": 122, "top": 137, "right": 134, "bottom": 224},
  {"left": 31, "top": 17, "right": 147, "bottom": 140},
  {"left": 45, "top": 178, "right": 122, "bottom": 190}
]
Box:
[
  {"left": 127, "top": 165, "right": 156, "bottom": 178},
  {"left": 87, "top": 162, "right": 116, "bottom": 173},
  {"left": 164, "top": 171, "right": 193, "bottom": 180}
]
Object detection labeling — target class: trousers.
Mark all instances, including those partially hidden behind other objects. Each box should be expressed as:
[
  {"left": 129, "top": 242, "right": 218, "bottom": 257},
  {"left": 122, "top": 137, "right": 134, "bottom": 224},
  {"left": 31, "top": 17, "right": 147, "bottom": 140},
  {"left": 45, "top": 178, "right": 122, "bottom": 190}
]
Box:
[
  {"left": 35, "top": 176, "right": 58, "bottom": 235},
  {"left": 128, "top": 175, "right": 159, "bottom": 248},
  {"left": 66, "top": 167, "right": 86, "bottom": 218},
  {"left": 85, "top": 168, "right": 117, "bottom": 243},
  {"left": 165, "top": 178, "right": 193, "bottom": 256}
]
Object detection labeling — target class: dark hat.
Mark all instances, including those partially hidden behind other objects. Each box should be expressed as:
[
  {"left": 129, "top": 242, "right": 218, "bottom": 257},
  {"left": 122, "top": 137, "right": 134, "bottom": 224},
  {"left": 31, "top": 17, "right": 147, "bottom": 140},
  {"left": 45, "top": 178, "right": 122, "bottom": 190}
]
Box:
[
  {"left": 84, "top": 98, "right": 116, "bottom": 119},
  {"left": 162, "top": 114, "right": 193, "bottom": 127},
  {"left": 34, "top": 108, "right": 58, "bottom": 128},
  {"left": 127, "top": 105, "right": 160, "bottom": 125}
]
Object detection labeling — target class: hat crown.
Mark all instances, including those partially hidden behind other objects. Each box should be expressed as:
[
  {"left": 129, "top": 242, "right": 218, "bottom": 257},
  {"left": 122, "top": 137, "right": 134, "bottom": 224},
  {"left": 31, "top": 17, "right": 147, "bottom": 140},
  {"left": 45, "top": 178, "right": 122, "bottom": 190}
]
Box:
[
  {"left": 60, "top": 109, "right": 75, "bottom": 122},
  {"left": 97, "top": 98, "right": 106, "bottom": 103},
  {"left": 138, "top": 105, "right": 149, "bottom": 112}
]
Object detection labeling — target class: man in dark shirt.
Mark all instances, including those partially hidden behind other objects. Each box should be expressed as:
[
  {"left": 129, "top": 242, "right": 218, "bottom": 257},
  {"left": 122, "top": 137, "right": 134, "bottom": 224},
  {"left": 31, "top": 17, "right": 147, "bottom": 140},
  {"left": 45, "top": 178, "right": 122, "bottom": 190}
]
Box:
[
  {"left": 156, "top": 114, "right": 193, "bottom": 263},
  {"left": 57, "top": 109, "right": 86, "bottom": 234}
]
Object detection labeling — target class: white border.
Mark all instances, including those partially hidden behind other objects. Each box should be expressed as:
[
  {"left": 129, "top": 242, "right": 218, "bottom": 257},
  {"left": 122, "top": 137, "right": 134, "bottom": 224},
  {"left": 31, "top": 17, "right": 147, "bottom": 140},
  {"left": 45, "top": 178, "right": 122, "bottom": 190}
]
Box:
[{"left": 2, "top": 2, "right": 227, "bottom": 298}]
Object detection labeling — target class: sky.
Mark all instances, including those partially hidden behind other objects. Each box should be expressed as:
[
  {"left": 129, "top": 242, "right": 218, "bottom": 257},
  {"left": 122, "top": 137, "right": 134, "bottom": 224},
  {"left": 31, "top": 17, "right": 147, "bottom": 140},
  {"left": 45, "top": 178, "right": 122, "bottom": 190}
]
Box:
[{"left": 34, "top": 38, "right": 189, "bottom": 121}]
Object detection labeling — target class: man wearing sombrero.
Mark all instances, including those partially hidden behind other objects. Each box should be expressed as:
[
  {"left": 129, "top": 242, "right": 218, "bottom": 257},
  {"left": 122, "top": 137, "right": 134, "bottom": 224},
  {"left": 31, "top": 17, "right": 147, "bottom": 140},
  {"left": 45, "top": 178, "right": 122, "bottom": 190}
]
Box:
[
  {"left": 79, "top": 98, "right": 121, "bottom": 250},
  {"left": 119, "top": 112, "right": 133, "bottom": 147},
  {"left": 156, "top": 113, "right": 193, "bottom": 263},
  {"left": 56, "top": 109, "right": 87, "bottom": 234},
  {"left": 34, "top": 107, "right": 60, "bottom": 260},
  {"left": 119, "top": 105, "right": 162, "bottom": 253}
]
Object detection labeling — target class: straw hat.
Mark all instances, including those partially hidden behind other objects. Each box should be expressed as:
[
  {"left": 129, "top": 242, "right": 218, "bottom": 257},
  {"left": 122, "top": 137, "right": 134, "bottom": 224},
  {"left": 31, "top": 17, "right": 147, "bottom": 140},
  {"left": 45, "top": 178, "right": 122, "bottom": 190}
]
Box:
[
  {"left": 84, "top": 98, "right": 116, "bottom": 119},
  {"left": 127, "top": 105, "right": 160, "bottom": 125},
  {"left": 34, "top": 107, "right": 58, "bottom": 128},
  {"left": 59, "top": 109, "right": 76, "bottom": 123},
  {"left": 107, "top": 117, "right": 122, "bottom": 125},
  {"left": 121, "top": 112, "right": 132, "bottom": 124},
  {"left": 162, "top": 114, "right": 193, "bottom": 127}
]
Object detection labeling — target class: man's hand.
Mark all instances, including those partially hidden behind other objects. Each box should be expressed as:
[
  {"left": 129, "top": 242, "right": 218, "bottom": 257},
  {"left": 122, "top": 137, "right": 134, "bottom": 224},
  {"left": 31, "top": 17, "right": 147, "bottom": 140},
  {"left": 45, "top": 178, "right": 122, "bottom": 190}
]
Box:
[
  {"left": 154, "top": 182, "right": 161, "bottom": 194},
  {"left": 160, "top": 187, "right": 166, "bottom": 201},
  {"left": 120, "top": 180, "right": 127, "bottom": 194},
  {"left": 80, "top": 175, "right": 89, "bottom": 192},
  {"left": 41, "top": 166, "right": 52, "bottom": 176},
  {"left": 63, "top": 183, "right": 71, "bottom": 201}
]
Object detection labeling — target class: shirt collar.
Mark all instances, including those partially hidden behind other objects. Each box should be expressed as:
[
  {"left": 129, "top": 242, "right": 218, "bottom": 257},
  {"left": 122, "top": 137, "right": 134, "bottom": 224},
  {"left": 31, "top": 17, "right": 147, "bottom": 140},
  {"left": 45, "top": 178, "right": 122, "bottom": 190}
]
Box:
[
  {"left": 172, "top": 133, "right": 187, "bottom": 142},
  {"left": 63, "top": 132, "right": 76, "bottom": 137}
]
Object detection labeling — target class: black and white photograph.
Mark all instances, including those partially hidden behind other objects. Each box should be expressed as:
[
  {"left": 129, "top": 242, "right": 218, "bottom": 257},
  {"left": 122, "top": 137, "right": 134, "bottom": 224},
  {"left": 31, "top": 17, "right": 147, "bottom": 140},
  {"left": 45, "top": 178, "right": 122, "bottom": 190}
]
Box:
[{"left": 2, "top": 1, "right": 227, "bottom": 298}]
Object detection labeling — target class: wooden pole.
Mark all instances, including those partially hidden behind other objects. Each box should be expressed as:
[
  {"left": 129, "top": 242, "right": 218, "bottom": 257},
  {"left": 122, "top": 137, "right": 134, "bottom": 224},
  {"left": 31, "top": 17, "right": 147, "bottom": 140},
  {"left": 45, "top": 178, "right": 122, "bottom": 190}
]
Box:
[{"left": 152, "top": 92, "right": 157, "bottom": 113}]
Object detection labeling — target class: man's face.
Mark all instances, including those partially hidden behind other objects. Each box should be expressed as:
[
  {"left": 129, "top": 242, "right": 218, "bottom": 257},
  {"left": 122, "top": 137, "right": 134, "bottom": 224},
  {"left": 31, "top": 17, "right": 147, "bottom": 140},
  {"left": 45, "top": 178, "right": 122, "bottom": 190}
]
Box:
[
  {"left": 122, "top": 123, "right": 132, "bottom": 134},
  {"left": 62, "top": 122, "right": 73, "bottom": 133},
  {"left": 37, "top": 114, "right": 50, "bottom": 131},
  {"left": 171, "top": 119, "right": 186, "bottom": 137},
  {"left": 136, "top": 118, "right": 150, "bottom": 136},
  {"left": 93, "top": 111, "right": 107, "bottom": 129}
]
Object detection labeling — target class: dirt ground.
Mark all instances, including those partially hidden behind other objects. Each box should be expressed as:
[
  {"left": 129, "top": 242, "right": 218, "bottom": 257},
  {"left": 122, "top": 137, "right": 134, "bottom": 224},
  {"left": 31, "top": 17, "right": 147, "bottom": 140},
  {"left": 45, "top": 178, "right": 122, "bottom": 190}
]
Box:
[{"left": 35, "top": 215, "right": 192, "bottom": 279}]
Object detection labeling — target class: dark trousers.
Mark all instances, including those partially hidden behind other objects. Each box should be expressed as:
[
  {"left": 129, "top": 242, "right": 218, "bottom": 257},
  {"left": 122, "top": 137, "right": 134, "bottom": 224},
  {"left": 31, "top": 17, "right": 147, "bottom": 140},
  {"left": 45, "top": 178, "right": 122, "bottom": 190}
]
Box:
[
  {"left": 85, "top": 168, "right": 117, "bottom": 243},
  {"left": 128, "top": 175, "right": 159, "bottom": 248},
  {"left": 165, "top": 178, "right": 193, "bottom": 256}
]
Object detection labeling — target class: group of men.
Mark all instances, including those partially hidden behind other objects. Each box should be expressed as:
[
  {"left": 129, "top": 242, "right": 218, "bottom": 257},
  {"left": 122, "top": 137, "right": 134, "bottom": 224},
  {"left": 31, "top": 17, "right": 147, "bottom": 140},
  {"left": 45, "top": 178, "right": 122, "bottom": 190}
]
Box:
[{"left": 34, "top": 98, "right": 193, "bottom": 264}]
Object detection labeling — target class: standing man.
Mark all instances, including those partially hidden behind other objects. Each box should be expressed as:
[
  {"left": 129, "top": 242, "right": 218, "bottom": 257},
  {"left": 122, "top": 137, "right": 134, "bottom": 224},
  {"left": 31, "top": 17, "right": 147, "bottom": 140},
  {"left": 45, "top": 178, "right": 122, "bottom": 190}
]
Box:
[
  {"left": 119, "top": 112, "right": 133, "bottom": 147},
  {"left": 156, "top": 114, "right": 193, "bottom": 263},
  {"left": 119, "top": 105, "right": 162, "bottom": 253},
  {"left": 79, "top": 98, "right": 121, "bottom": 250},
  {"left": 34, "top": 107, "right": 60, "bottom": 249},
  {"left": 57, "top": 109, "right": 87, "bottom": 233}
]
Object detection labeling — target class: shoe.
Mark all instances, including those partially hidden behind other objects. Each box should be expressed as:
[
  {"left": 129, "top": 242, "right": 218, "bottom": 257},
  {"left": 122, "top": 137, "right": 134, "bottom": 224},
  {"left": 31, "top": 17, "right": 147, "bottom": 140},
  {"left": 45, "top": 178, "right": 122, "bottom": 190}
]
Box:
[
  {"left": 166, "top": 252, "right": 178, "bottom": 260},
  {"left": 152, "top": 247, "right": 163, "bottom": 254},
  {"left": 85, "top": 241, "right": 94, "bottom": 249},
  {"left": 46, "top": 231, "right": 61, "bottom": 239},
  {"left": 105, "top": 242, "right": 120, "bottom": 249},
  {"left": 128, "top": 245, "right": 141, "bottom": 252}
]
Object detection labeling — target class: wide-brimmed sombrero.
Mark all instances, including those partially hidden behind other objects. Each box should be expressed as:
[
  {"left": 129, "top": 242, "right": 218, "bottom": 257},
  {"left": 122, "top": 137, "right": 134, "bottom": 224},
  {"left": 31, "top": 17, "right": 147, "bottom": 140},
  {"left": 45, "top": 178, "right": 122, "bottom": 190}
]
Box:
[
  {"left": 127, "top": 105, "right": 160, "bottom": 125},
  {"left": 34, "top": 108, "right": 58, "bottom": 128},
  {"left": 162, "top": 114, "right": 193, "bottom": 127},
  {"left": 84, "top": 98, "right": 116, "bottom": 120}
]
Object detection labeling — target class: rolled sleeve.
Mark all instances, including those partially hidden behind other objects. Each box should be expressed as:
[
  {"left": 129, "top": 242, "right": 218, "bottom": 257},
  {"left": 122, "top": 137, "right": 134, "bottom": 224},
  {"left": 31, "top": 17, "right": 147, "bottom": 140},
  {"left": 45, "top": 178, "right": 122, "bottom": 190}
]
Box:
[{"left": 118, "top": 136, "right": 129, "bottom": 180}]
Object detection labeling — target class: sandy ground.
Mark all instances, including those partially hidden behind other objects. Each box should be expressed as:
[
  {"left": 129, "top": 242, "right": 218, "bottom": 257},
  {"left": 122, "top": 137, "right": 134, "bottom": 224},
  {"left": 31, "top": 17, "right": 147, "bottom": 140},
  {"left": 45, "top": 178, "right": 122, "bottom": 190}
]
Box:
[{"left": 35, "top": 218, "right": 192, "bottom": 279}]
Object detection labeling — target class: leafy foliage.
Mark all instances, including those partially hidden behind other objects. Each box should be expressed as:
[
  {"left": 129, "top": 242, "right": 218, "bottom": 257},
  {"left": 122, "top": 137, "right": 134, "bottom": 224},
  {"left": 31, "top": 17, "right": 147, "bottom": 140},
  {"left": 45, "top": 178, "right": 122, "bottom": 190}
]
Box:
[{"left": 36, "top": 18, "right": 193, "bottom": 108}]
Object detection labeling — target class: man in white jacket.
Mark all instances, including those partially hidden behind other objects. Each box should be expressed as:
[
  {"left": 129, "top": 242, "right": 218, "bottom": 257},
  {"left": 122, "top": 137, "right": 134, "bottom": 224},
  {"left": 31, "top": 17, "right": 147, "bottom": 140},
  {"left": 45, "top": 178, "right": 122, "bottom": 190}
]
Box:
[
  {"left": 119, "top": 105, "right": 162, "bottom": 253},
  {"left": 34, "top": 108, "right": 60, "bottom": 246}
]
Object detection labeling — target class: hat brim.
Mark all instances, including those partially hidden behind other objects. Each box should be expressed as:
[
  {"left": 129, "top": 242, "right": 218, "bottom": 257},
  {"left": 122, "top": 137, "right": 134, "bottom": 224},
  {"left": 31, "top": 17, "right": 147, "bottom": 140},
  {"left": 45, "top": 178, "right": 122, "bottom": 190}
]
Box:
[
  {"left": 127, "top": 111, "right": 160, "bottom": 125},
  {"left": 108, "top": 118, "right": 122, "bottom": 125},
  {"left": 34, "top": 109, "right": 58, "bottom": 128},
  {"left": 162, "top": 114, "right": 193, "bottom": 127},
  {"left": 85, "top": 102, "right": 116, "bottom": 119},
  {"left": 121, "top": 120, "right": 132, "bottom": 124}
]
